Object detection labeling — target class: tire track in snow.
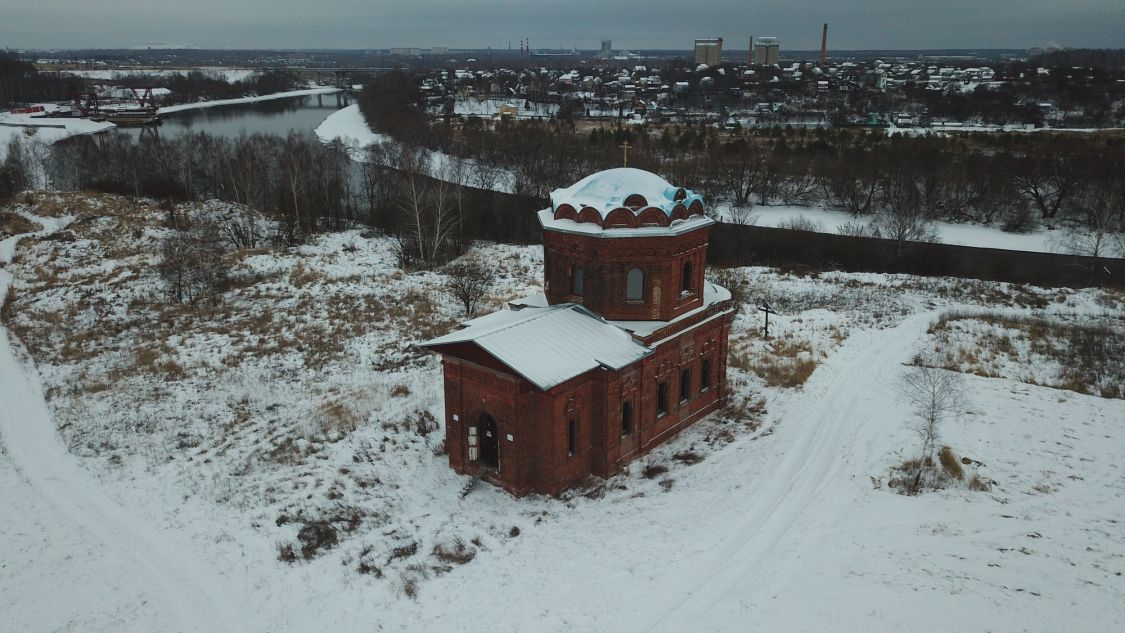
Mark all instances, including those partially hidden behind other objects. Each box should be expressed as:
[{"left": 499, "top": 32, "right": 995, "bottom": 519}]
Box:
[
  {"left": 636, "top": 313, "right": 933, "bottom": 633},
  {"left": 0, "top": 217, "right": 234, "bottom": 633}
]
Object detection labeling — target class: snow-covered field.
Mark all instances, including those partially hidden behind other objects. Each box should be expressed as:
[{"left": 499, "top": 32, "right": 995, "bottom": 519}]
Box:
[
  {"left": 715, "top": 202, "right": 1087, "bottom": 254},
  {"left": 61, "top": 67, "right": 260, "bottom": 83},
  {"left": 1, "top": 192, "right": 1123, "bottom": 632},
  {"left": 888, "top": 123, "right": 1125, "bottom": 136}
]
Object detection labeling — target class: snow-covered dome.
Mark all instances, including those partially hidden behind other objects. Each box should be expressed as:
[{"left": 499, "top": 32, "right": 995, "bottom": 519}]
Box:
[{"left": 548, "top": 168, "right": 705, "bottom": 230}]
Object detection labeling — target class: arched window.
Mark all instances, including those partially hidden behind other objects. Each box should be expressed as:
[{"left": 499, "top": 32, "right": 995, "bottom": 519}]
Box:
[
  {"left": 681, "top": 260, "right": 693, "bottom": 293},
  {"left": 627, "top": 268, "right": 643, "bottom": 302},
  {"left": 571, "top": 264, "right": 584, "bottom": 296}
]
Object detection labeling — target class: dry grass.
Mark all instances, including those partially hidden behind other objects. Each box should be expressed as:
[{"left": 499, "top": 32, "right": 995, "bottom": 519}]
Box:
[
  {"left": 938, "top": 445, "right": 964, "bottom": 480},
  {"left": 729, "top": 334, "right": 820, "bottom": 388},
  {"left": 431, "top": 537, "right": 476, "bottom": 565},
  {"left": 746, "top": 357, "right": 819, "bottom": 388},
  {"left": 641, "top": 463, "right": 668, "bottom": 479},
  {"left": 968, "top": 474, "right": 992, "bottom": 491},
  {"left": 672, "top": 450, "right": 704, "bottom": 465},
  {"left": 0, "top": 211, "right": 41, "bottom": 238},
  {"left": 925, "top": 310, "right": 1125, "bottom": 399}
]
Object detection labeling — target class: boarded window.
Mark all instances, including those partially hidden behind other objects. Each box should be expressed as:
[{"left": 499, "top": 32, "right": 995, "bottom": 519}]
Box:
[
  {"left": 657, "top": 381, "right": 668, "bottom": 416},
  {"left": 568, "top": 419, "right": 577, "bottom": 456},
  {"left": 701, "top": 357, "right": 712, "bottom": 391},
  {"left": 571, "top": 265, "right": 584, "bottom": 296},
  {"left": 680, "top": 368, "right": 691, "bottom": 402},
  {"left": 621, "top": 401, "right": 633, "bottom": 436},
  {"left": 627, "top": 268, "right": 643, "bottom": 301}
]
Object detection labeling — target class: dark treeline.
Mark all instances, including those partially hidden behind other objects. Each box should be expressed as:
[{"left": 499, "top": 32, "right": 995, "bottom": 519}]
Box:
[
  {"left": 48, "top": 132, "right": 356, "bottom": 244},
  {"left": 40, "top": 131, "right": 542, "bottom": 263},
  {"left": 0, "top": 54, "right": 89, "bottom": 107},
  {"left": 111, "top": 70, "right": 297, "bottom": 106}
]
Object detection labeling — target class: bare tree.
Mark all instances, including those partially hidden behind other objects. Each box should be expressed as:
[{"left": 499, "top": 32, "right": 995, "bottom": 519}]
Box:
[
  {"left": 899, "top": 365, "right": 966, "bottom": 494},
  {"left": 159, "top": 218, "right": 228, "bottom": 310},
  {"left": 214, "top": 202, "right": 262, "bottom": 249},
  {"left": 443, "top": 254, "right": 495, "bottom": 317},
  {"left": 1053, "top": 170, "right": 1125, "bottom": 259},
  {"left": 1007, "top": 150, "right": 1085, "bottom": 220}
]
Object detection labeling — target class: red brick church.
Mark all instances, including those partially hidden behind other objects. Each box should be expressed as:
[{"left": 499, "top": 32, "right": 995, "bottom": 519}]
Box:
[{"left": 422, "top": 168, "right": 734, "bottom": 496}]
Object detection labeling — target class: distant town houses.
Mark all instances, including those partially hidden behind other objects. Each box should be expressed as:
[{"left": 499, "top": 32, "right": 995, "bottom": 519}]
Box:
[{"left": 412, "top": 50, "right": 1123, "bottom": 130}]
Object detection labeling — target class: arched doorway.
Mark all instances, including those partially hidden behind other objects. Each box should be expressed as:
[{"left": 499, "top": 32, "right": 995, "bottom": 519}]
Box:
[{"left": 478, "top": 414, "right": 499, "bottom": 469}]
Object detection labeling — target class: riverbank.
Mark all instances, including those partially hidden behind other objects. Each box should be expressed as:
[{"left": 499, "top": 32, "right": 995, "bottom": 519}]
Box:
[
  {"left": 314, "top": 104, "right": 517, "bottom": 193},
  {"left": 0, "top": 104, "right": 116, "bottom": 161}
]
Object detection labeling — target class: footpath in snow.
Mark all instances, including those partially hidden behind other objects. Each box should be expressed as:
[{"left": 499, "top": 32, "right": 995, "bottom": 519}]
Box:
[{"left": 0, "top": 216, "right": 235, "bottom": 633}]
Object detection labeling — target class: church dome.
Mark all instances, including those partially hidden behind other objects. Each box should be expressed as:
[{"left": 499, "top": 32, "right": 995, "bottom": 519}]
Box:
[{"left": 549, "top": 168, "right": 705, "bottom": 228}]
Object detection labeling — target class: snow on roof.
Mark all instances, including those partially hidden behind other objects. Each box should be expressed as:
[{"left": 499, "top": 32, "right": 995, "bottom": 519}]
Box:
[
  {"left": 538, "top": 208, "right": 714, "bottom": 238},
  {"left": 608, "top": 282, "right": 732, "bottom": 337},
  {"left": 421, "top": 304, "right": 651, "bottom": 390},
  {"left": 549, "top": 167, "right": 704, "bottom": 221}
]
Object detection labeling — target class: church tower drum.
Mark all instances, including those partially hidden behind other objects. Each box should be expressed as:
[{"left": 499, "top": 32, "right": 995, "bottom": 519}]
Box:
[{"left": 541, "top": 168, "right": 711, "bottom": 321}]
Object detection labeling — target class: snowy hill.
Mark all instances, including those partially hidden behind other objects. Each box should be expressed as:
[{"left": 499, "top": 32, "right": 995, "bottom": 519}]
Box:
[{"left": 1, "top": 192, "right": 1122, "bottom": 632}]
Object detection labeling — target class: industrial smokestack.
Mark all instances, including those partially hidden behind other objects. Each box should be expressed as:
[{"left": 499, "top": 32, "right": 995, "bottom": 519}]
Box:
[
  {"left": 820, "top": 23, "right": 828, "bottom": 66},
  {"left": 748, "top": 36, "right": 754, "bottom": 65}
]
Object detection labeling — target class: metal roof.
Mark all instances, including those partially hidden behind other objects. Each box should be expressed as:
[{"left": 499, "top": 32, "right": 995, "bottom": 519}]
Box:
[{"left": 421, "top": 304, "right": 651, "bottom": 390}]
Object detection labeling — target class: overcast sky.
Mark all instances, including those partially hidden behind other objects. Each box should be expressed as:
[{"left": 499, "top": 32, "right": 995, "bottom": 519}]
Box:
[{"left": 3, "top": 0, "right": 1123, "bottom": 51}]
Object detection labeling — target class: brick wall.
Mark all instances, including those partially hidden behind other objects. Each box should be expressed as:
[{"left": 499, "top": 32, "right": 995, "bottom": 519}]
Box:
[{"left": 543, "top": 227, "right": 711, "bottom": 321}]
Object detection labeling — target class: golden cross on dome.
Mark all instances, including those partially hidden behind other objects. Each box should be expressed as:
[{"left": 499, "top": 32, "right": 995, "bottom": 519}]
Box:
[{"left": 619, "top": 141, "right": 631, "bottom": 167}]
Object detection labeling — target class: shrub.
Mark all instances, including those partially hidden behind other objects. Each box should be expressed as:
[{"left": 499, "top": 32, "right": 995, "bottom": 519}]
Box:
[
  {"left": 297, "top": 520, "right": 338, "bottom": 559},
  {"left": 969, "top": 475, "right": 992, "bottom": 492},
  {"left": 431, "top": 537, "right": 476, "bottom": 565},
  {"left": 707, "top": 267, "right": 748, "bottom": 312},
  {"left": 641, "top": 463, "right": 668, "bottom": 479},
  {"left": 388, "top": 541, "right": 419, "bottom": 562},
  {"left": 836, "top": 221, "right": 872, "bottom": 238},
  {"left": 673, "top": 450, "right": 704, "bottom": 465},
  {"left": 277, "top": 543, "right": 297, "bottom": 563},
  {"left": 778, "top": 215, "right": 824, "bottom": 233},
  {"left": 938, "top": 446, "right": 964, "bottom": 480},
  {"left": 1001, "top": 203, "right": 1037, "bottom": 233},
  {"left": 159, "top": 219, "right": 228, "bottom": 309}
]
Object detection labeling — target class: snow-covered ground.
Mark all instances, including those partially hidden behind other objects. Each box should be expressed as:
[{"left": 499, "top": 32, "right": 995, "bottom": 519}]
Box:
[
  {"left": 313, "top": 102, "right": 388, "bottom": 150},
  {"left": 889, "top": 123, "right": 1125, "bottom": 136},
  {"left": 316, "top": 104, "right": 516, "bottom": 193},
  {"left": 433, "top": 97, "right": 560, "bottom": 119},
  {"left": 61, "top": 67, "right": 260, "bottom": 83},
  {"left": 158, "top": 86, "right": 341, "bottom": 115},
  {"left": 0, "top": 103, "right": 116, "bottom": 161},
  {"left": 715, "top": 203, "right": 1079, "bottom": 254},
  {"left": 1, "top": 192, "right": 1123, "bottom": 632}
]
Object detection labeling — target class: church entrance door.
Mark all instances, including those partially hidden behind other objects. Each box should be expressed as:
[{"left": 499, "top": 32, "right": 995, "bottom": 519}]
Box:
[{"left": 478, "top": 414, "right": 499, "bottom": 469}]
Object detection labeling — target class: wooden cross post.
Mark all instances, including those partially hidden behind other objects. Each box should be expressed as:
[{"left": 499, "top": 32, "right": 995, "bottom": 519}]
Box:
[
  {"left": 758, "top": 303, "right": 776, "bottom": 339},
  {"left": 620, "top": 141, "right": 632, "bottom": 167}
]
